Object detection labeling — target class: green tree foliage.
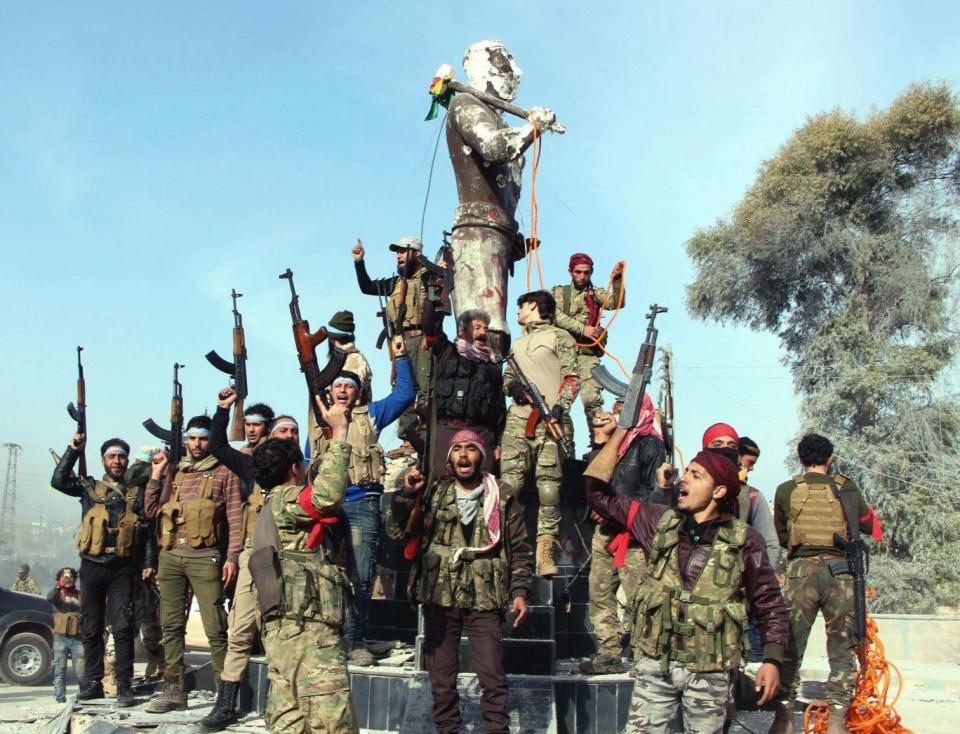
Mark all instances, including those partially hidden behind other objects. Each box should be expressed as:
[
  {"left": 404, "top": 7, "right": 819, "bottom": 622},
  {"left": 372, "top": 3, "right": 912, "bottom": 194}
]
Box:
[{"left": 686, "top": 82, "right": 960, "bottom": 612}]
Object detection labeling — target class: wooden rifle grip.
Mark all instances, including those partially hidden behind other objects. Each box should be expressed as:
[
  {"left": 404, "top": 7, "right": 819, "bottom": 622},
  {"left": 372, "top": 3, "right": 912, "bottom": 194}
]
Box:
[{"left": 525, "top": 409, "right": 540, "bottom": 439}]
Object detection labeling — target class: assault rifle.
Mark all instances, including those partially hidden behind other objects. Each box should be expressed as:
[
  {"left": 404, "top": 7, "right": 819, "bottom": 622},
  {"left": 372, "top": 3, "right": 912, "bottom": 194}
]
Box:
[
  {"left": 375, "top": 280, "right": 405, "bottom": 351},
  {"left": 206, "top": 289, "right": 248, "bottom": 442},
  {"left": 144, "top": 363, "right": 185, "bottom": 465},
  {"left": 592, "top": 304, "right": 668, "bottom": 429},
  {"left": 506, "top": 353, "right": 574, "bottom": 459},
  {"left": 279, "top": 268, "right": 347, "bottom": 427},
  {"left": 658, "top": 346, "right": 675, "bottom": 462},
  {"left": 66, "top": 346, "right": 87, "bottom": 477},
  {"left": 416, "top": 234, "right": 455, "bottom": 315},
  {"left": 829, "top": 490, "right": 870, "bottom": 645}
]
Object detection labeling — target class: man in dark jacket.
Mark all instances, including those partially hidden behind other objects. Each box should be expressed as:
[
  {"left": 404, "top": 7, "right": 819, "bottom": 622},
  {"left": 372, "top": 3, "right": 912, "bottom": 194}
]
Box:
[
  {"left": 51, "top": 435, "right": 157, "bottom": 707},
  {"left": 581, "top": 396, "right": 665, "bottom": 675},
  {"left": 585, "top": 422, "right": 787, "bottom": 733}
]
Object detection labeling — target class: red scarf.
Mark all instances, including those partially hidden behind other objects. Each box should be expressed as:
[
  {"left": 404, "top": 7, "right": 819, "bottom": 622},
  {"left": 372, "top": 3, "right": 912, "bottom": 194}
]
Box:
[
  {"left": 583, "top": 286, "right": 600, "bottom": 328},
  {"left": 297, "top": 488, "right": 339, "bottom": 550}
]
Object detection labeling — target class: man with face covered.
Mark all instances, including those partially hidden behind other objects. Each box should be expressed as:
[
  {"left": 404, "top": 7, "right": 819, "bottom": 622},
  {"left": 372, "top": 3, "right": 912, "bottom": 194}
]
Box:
[
  {"left": 51, "top": 436, "right": 157, "bottom": 707},
  {"left": 386, "top": 430, "right": 532, "bottom": 734},
  {"left": 584, "top": 421, "right": 788, "bottom": 733},
  {"left": 447, "top": 40, "right": 560, "bottom": 353},
  {"left": 143, "top": 415, "right": 243, "bottom": 714}
]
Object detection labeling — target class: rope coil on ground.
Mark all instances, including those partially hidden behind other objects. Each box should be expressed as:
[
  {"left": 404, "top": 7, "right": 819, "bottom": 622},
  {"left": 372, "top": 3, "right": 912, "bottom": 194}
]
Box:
[{"left": 803, "top": 615, "right": 912, "bottom": 734}]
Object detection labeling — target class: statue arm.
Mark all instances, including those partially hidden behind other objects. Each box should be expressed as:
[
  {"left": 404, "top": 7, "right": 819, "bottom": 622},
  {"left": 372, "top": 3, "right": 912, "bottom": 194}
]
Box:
[{"left": 449, "top": 96, "right": 535, "bottom": 164}]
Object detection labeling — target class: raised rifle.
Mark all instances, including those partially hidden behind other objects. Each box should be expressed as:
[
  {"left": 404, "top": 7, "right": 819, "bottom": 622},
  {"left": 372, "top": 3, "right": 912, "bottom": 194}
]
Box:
[
  {"left": 658, "top": 346, "right": 675, "bottom": 462},
  {"left": 66, "top": 346, "right": 87, "bottom": 477},
  {"left": 144, "top": 363, "right": 185, "bottom": 466},
  {"left": 278, "top": 268, "right": 347, "bottom": 427},
  {"left": 206, "top": 289, "right": 248, "bottom": 442},
  {"left": 506, "top": 352, "right": 575, "bottom": 459},
  {"left": 592, "top": 304, "right": 668, "bottom": 429},
  {"left": 415, "top": 234, "right": 455, "bottom": 316}
]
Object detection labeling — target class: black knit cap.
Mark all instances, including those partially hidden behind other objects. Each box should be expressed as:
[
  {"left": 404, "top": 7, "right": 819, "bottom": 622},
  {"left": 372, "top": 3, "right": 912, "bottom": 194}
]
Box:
[{"left": 328, "top": 310, "right": 355, "bottom": 336}]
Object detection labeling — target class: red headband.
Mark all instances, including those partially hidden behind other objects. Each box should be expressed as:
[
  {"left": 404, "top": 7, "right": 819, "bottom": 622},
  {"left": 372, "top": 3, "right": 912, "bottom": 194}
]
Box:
[
  {"left": 568, "top": 253, "right": 594, "bottom": 270},
  {"left": 690, "top": 450, "right": 741, "bottom": 502},
  {"left": 702, "top": 422, "right": 739, "bottom": 448}
]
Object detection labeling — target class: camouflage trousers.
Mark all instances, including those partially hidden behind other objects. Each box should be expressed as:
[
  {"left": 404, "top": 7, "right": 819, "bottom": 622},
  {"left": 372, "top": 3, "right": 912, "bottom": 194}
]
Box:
[
  {"left": 575, "top": 352, "right": 604, "bottom": 430},
  {"left": 780, "top": 556, "right": 857, "bottom": 705},
  {"left": 500, "top": 411, "right": 563, "bottom": 537},
  {"left": 627, "top": 656, "right": 731, "bottom": 733},
  {"left": 397, "top": 333, "right": 429, "bottom": 443},
  {"left": 262, "top": 617, "right": 357, "bottom": 733},
  {"left": 588, "top": 527, "right": 647, "bottom": 658}
]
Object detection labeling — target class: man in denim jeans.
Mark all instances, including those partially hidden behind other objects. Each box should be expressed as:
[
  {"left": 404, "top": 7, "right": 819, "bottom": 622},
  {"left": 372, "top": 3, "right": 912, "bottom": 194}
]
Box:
[
  {"left": 48, "top": 567, "right": 84, "bottom": 702},
  {"left": 307, "top": 335, "right": 415, "bottom": 665}
]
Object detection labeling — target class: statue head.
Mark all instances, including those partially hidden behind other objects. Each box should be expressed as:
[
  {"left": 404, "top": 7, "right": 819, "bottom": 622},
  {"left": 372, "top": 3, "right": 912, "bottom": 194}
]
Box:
[{"left": 463, "top": 40, "right": 522, "bottom": 102}]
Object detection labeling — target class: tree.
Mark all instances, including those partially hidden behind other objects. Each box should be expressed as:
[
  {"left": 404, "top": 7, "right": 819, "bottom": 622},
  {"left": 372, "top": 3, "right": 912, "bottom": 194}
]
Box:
[{"left": 685, "top": 82, "right": 960, "bottom": 612}]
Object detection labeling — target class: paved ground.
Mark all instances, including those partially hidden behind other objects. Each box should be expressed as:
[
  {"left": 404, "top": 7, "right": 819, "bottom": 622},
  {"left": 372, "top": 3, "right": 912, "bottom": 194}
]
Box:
[{"left": 0, "top": 652, "right": 955, "bottom": 733}]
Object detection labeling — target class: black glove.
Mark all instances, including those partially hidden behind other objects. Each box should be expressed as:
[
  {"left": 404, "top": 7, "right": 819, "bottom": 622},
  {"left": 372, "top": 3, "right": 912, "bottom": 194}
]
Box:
[
  {"left": 509, "top": 384, "right": 533, "bottom": 404},
  {"left": 549, "top": 404, "right": 564, "bottom": 423}
]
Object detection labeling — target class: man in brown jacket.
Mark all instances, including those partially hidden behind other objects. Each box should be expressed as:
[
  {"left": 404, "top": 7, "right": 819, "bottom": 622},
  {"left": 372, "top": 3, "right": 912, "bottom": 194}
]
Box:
[
  {"left": 585, "top": 421, "right": 788, "bottom": 733},
  {"left": 143, "top": 414, "right": 243, "bottom": 713}
]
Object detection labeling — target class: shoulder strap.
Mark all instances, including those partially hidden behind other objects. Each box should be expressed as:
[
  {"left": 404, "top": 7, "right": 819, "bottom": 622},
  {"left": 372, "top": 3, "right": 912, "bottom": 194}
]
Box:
[
  {"left": 560, "top": 284, "right": 572, "bottom": 316},
  {"left": 832, "top": 475, "right": 859, "bottom": 540},
  {"left": 792, "top": 474, "right": 807, "bottom": 488}
]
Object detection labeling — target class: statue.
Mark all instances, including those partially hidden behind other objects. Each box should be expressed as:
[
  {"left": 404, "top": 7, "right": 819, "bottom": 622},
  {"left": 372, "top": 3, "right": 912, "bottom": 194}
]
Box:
[{"left": 445, "top": 40, "right": 561, "bottom": 352}]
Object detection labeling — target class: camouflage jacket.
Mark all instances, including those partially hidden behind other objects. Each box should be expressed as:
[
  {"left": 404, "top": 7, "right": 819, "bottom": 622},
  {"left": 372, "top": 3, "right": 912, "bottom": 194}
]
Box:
[
  {"left": 552, "top": 280, "right": 624, "bottom": 355},
  {"left": 386, "top": 477, "right": 533, "bottom": 611}
]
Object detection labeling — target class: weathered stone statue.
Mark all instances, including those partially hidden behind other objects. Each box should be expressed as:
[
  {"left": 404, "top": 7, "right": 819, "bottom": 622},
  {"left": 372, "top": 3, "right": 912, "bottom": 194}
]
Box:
[{"left": 446, "top": 40, "right": 560, "bottom": 351}]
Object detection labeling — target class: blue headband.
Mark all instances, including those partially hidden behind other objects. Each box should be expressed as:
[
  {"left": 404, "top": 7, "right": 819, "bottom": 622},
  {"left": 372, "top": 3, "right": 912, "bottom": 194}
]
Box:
[
  {"left": 332, "top": 377, "right": 360, "bottom": 391},
  {"left": 244, "top": 414, "right": 268, "bottom": 424},
  {"left": 185, "top": 427, "right": 210, "bottom": 438}
]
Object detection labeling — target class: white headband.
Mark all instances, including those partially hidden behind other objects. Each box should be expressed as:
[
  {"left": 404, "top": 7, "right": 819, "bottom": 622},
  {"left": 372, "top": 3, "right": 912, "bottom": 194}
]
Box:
[
  {"left": 185, "top": 427, "right": 210, "bottom": 438},
  {"left": 244, "top": 414, "right": 268, "bottom": 424},
  {"left": 270, "top": 419, "right": 299, "bottom": 434}
]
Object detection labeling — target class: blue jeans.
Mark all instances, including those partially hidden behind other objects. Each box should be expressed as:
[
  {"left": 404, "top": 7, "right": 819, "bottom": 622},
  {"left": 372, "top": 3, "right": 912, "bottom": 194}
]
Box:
[
  {"left": 342, "top": 496, "right": 381, "bottom": 644},
  {"left": 53, "top": 634, "right": 84, "bottom": 701}
]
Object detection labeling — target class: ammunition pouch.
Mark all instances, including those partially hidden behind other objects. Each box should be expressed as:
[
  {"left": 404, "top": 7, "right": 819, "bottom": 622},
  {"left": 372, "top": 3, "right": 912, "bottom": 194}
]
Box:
[
  {"left": 76, "top": 503, "right": 111, "bottom": 555},
  {"left": 241, "top": 485, "right": 265, "bottom": 548},
  {"left": 278, "top": 550, "right": 350, "bottom": 630},
  {"left": 115, "top": 488, "right": 144, "bottom": 559},
  {"left": 53, "top": 611, "right": 80, "bottom": 637},
  {"left": 157, "top": 470, "right": 221, "bottom": 549}
]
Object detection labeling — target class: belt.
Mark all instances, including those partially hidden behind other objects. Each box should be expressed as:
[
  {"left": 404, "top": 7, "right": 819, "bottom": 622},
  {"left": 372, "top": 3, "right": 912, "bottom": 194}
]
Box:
[
  {"left": 403, "top": 327, "right": 423, "bottom": 336},
  {"left": 793, "top": 553, "right": 844, "bottom": 564}
]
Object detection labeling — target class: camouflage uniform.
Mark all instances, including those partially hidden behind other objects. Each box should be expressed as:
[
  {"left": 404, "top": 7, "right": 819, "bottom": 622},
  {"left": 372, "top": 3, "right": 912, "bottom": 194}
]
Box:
[
  {"left": 588, "top": 526, "right": 647, "bottom": 659},
  {"left": 774, "top": 472, "right": 875, "bottom": 706},
  {"left": 628, "top": 656, "right": 730, "bottom": 733},
  {"left": 259, "top": 442, "right": 357, "bottom": 734},
  {"left": 552, "top": 278, "right": 624, "bottom": 430},
  {"left": 500, "top": 320, "right": 578, "bottom": 538}
]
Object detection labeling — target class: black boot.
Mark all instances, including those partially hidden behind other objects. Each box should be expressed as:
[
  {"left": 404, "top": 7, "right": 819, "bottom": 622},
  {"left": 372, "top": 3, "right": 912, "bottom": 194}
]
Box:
[
  {"left": 78, "top": 679, "right": 104, "bottom": 700},
  {"left": 197, "top": 680, "right": 239, "bottom": 731},
  {"left": 115, "top": 680, "right": 137, "bottom": 708}
]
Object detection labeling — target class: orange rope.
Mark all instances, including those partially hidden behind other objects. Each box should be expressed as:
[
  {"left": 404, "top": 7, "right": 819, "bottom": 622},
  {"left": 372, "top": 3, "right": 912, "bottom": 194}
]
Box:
[
  {"left": 803, "top": 616, "right": 913, "bottom": 734},
  {"left": 574, "top": 262, "right": 629, "bottom": 379},
  {"left": 525, "top": 127, "right": 545, "bottom": 291}
]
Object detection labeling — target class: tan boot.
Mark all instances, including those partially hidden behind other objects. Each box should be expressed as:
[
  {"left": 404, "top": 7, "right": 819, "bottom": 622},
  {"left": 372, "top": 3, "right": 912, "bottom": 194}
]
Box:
[
  {"left": 826, "top": 704, "right": 850, "bottom": 734},
  {"left": 536, "top": 534, "right": 558, "bottom": 577},
  {"left": 767, "top": 700, "right": 794, "bottom": 734},
  {"left": 144, "top": 675, "right": 187, "bottom": 713}
]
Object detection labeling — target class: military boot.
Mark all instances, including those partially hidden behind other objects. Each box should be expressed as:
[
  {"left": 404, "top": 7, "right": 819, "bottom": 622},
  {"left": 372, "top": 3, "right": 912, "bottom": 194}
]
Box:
[
  {"left": 115, "top": 681, "right": 137, "bottom": 708},
  {"left": 144, "top": 675, "right": 187, "bottom": 713},
  {"left": 197, "top": 680, "right": 238, "bottom": 731},
  {"left": 826, "top": 704, "right": 850, "bottom": 734},
  {"left": 767, "top": 700, "right": 794, "bottom": 734},
  {"left": 536, "top": 534, "right": 559, "bottom": 577},
  {"left": 78, "top": 679, "right": 104, "bottom": 701}
]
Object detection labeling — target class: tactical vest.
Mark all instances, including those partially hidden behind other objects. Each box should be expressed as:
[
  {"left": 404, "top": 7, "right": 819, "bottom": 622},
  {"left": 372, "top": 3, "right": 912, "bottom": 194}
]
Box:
[
  {"left": 248, "top": 489, "right": 350, "bottom": 631},
  {"left": 511, "top": 324, "right": 563, "bottom": 415},
  {"left": 435, "top": 348, "right": 502, "bottom": 423},
  {"left": 787, "top": 474, "right": 849, "bottom": 550},
  {"left": 387, "top": 269, "right": 427, "bottom": 329},
  {"left": 53, "top": 612, "right": 80, "bottom": 636},
  {"left": 240, "top": 484, "right": 265, "bottom": 549},
  {"left": 631, "top": 510, "right": 750, "bottom": 673},
  {"left": 76, "top": 481, "right": 144, "bottom": 558},
  {"left": 315, "top": 407, "right": 384, "bottom": 486},
  {"left": 157, "top": 468, "right": 222, "bottom": 550},
  {"left": 556, "top": 283, "right": 607, "bottom": 354},
  {"left": 409, "top": 480, "right": 511, "bottom": 611}
]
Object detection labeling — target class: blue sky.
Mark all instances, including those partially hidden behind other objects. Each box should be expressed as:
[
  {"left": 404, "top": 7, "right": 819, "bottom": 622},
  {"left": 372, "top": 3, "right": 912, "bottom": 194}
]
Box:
[{"left": 1, "top": 2, "right": 956, "bottom": 523}]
